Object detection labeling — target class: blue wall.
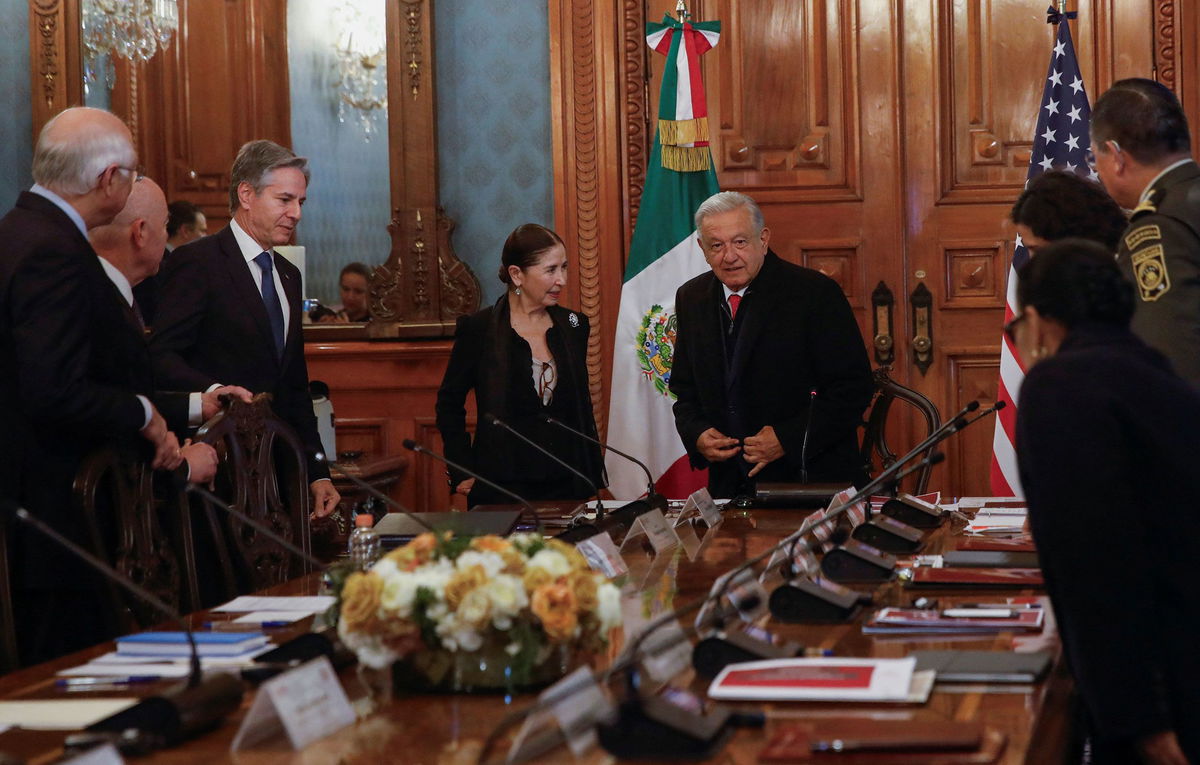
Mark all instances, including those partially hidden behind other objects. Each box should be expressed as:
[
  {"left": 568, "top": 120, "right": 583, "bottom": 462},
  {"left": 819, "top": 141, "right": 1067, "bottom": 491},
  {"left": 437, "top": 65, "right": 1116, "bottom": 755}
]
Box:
[
  {"left": 0, "top": 0, "right": 32, "bottom": 208},
  {"left": 434, "top": 0, "right": 554, "bottom": 305},
  {"left": 287, "top": 0, "right": 393, "bottom": 305}
]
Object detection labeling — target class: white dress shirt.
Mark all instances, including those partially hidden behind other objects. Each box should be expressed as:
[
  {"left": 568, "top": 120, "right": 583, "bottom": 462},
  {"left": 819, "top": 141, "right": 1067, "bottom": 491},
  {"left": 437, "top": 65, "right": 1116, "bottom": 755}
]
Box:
[{"left": 229, "top": 218, "right": 291, "bottom": 339}]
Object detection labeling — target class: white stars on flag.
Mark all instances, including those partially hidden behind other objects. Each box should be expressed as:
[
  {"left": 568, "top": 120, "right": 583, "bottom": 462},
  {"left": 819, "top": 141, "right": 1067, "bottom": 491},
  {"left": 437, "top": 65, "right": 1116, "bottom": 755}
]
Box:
[{"left": 1048, "top": 70, "right": 1062, "bottom": 86}]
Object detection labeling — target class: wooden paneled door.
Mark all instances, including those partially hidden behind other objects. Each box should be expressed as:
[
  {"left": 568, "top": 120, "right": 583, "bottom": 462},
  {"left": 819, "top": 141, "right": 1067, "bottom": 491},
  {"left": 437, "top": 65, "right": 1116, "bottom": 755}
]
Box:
[{"left": 632, "top": 0, "right": 1156, "bottom": 497}]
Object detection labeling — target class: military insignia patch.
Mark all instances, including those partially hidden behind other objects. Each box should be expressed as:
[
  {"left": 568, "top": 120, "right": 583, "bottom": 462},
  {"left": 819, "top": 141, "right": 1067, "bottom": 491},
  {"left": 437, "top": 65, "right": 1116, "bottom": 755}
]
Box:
[
  {"left": 1132, "top": 244, "right": 1171, "bottom": 301},
  {"left": 636, "top": 304, "right": 678, "bottom": 398},
  {"left": 1124, "top": 224, "right": 1162, "bottom": 251},
  {"left": 1131, "top": 198, "right": 1158, "bottom": 218}
]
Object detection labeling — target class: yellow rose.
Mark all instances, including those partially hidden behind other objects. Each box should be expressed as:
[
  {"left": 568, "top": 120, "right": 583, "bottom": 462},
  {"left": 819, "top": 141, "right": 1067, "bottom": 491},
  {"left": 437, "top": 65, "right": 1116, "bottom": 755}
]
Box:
[
  {"left": 340, "top": 571, "right": 384, "bottom": 633},
  {"left": 385, "top": 531, "right": 441, "bottom": 571},
  {"left": 500, "top": 549, "right": 527, "bottom": 574},
  {"left": 523, "top": 566, "right": 553, "bottom": 593},
  {"left": 471, "top": 535, "right": 511, "bottom": 554},
  {"left": 531, "top": 583, "right": 579, "bottom": 642},
  {"left": 547, "top": 538, "right": 589, "bottom": 571},
  {"left": 568, "top": 570, "right": 599, "bottom": 613},
  {"left": 445, "top": 564, "right": 488, "bottom": 609}
]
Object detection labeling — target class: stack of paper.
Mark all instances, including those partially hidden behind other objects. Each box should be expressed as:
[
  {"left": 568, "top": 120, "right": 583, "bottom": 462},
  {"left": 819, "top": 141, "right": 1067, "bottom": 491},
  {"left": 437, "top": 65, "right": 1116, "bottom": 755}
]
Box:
[
  {"left": 863, "top": 606, "right": 1044, "bottom": 635},
  {"left": 707, "top": 657, "right": 925, "bottom": 702},
  {"left": 964, "top": 506, "right": 1027, "bottom": 535},
  {"left": 117, "top": 631, "right": 270, "bottom": 657}
]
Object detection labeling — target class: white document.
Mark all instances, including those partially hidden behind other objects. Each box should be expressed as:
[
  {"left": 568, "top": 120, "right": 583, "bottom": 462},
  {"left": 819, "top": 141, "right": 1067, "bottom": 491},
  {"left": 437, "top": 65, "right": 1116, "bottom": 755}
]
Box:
[
  {"left": 0, "top": 699, "right": 138, "bottom": 730},
  {"left": 232, "top": 611, "right": 309, "bottom": 625},
  {"left": 212, "top": 595, "right": 335, "bottom": 613}
]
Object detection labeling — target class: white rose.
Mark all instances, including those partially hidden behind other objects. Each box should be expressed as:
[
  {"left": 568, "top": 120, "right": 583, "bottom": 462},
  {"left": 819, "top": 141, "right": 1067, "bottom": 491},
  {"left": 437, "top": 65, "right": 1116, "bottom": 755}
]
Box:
[
  {"left": 527, "top": 549, "right": 571, "bottom": 579},
  {"left": 379, "top": 570, "right": 419, "bottom": 618},
  {"left": 457, "top": 588, "right": 492, "bottom": 629},
  {"left": 371, "top": 556, "right": 399, "bottom": 579},
  {"left": 596, "top": 583, "right": 623, "bottom": 634},
  {"left": 456, "top": 550, "right": 505, "bottom": 578}
]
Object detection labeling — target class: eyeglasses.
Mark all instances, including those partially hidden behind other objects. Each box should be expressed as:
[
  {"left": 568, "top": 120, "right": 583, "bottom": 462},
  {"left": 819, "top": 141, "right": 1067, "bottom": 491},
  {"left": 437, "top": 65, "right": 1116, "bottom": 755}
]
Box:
[
  {"left": 1084, "top": 148, "right": 1096, "bottom": 171},
  {"left": 1002, "top": 313, "right": 1027, "bottom": 342}
]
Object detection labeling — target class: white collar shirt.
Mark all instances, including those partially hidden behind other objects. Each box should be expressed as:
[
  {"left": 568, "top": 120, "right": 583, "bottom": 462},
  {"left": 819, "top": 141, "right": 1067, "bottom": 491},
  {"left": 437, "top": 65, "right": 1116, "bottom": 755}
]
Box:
[{"left": 230, "top": 218, "right": 291, "bottom": 339}]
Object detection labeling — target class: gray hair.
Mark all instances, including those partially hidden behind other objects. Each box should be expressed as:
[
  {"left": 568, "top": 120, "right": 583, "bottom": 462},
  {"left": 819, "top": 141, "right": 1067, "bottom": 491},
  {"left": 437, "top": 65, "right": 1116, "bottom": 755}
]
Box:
[
  {"left": 694, "top": 191, "right": 765, "bottom": 235},
  {"left": 228, "top": 140, "right": 311, "bottom": 213},
  {"left": 32, "top": 109, "right": 135, "bottom": 196}
]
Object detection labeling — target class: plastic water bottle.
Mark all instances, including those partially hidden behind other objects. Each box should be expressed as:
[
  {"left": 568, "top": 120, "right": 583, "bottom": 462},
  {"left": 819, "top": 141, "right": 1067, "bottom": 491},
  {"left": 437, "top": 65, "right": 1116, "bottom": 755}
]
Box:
[{"left": 347, "top": 513, "right": 380, "bottom": 570}]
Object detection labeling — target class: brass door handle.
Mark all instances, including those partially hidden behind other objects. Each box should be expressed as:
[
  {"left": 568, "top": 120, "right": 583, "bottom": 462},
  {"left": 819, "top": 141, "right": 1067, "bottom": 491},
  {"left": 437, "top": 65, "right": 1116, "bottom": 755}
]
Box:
[
  {"left": 911, "top": 282, "right": 933, "bottom": 375},
  {"left": 871, "top": 281, "right": 895, "bottom": 366}
]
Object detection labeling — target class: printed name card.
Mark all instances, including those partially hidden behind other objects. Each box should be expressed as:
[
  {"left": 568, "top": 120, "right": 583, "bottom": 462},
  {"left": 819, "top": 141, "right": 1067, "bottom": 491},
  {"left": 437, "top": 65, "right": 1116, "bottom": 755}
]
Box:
[
  {"left": 640, "top": 621, "right": 694, "bottom": 684},
  {"left": 621, "top": 509, "right": 679, "bottom": 554},
  {"left": 510, "top": 666, "right": 612, "bottom": 760},
  {"left": 231, "top": 656, "right": 355, "bottom": 752},
  {"left": 680, "top": 488, "right": 723, "bottom": 527},
  {"left": 761, "top": 536, "right": 821, "bottom": 585},
  {"left": 575, "top": 532, "right": 628, "bottom": 578}
]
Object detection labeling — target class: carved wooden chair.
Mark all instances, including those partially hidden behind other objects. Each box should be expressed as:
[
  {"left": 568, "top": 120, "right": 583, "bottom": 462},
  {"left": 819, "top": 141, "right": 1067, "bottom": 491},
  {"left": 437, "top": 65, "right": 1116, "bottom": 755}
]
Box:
[
  {"left": 191, "top": 393, "right": 312, "bottom": 602},
  {"left": 71, "top": 445, "right": 188, "bottom": 631},
  {"left": 860, "top": 366, "right": 942, "bottom": 494},
  {"left": 0, "top": 511, "right": 18, "bottom": 673}
]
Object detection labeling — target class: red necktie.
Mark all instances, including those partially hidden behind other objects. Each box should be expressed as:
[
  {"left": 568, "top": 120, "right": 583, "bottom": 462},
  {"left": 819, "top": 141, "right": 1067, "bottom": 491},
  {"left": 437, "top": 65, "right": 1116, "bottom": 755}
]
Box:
[{"left": 728, "top": 293, "right": 741, "bottom": 318}]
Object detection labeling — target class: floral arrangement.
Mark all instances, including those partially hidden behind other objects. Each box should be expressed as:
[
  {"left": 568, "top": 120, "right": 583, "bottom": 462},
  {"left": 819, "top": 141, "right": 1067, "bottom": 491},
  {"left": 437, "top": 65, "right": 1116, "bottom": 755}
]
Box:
[{"left": 333, "top": 532, "right": 622, "bottom": 683}]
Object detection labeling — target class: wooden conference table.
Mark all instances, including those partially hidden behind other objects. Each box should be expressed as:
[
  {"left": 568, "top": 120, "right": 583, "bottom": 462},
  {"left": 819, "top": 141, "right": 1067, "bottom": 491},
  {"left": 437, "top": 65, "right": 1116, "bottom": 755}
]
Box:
[{"left": 0, "top": 509, "right": 1072, "bottom": 763}]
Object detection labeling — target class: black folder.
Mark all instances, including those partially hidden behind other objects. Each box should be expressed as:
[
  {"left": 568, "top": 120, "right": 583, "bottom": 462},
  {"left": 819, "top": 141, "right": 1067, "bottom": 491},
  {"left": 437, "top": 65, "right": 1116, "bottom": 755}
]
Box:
[{"left": 911, "top": 649, "right": 1052, "bottom": 683}]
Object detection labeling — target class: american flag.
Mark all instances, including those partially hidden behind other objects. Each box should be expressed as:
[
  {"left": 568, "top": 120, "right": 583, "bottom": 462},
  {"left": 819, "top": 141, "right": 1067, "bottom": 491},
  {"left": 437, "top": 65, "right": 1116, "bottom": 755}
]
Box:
[{"left": 991, "top": 8, "right": 1093, "bottom": 496}]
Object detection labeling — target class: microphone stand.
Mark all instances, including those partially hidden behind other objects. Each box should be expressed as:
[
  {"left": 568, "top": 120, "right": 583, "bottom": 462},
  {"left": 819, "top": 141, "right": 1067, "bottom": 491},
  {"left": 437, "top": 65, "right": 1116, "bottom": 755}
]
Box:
[
  {"left": 316, "top": 454, "right": 437, "bottom": 534},
  {"left": 401, "top": 438, "right": 545, "bottom": 535},
  {"left": 542, "top": 415, "right": 665, "bottom": 508},
  {"left": 186, "top": 484, "right": 324, "bottom": 571}
]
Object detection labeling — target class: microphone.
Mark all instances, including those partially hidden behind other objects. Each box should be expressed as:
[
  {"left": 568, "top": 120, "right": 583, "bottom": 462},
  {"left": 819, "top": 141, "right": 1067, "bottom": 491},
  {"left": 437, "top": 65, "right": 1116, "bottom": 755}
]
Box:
[
  {"left": 799, "top": 388, "right": 817, "bottom": 484},
  {"left": 958, "top": 399, "right": 1006, "bottom": 429},
  {"left": 1, "top": 502, "right": 243, "bottom": 750},
  {"left": 315, "top": 453, "right": 436, "bottom": 534},
  {"left": 483, "top": 413, "right": 605, "bottom": 522},
  {"left": 541, "top": 415, "right": 665, "bottom": 508},
  {"left": 400, "top": 438, "right": 545, "bottom": 534}
]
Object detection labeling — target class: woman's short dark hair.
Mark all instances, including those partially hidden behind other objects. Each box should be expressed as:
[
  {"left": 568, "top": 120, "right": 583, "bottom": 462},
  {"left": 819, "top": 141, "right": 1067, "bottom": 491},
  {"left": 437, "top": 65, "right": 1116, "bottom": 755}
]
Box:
[
  {"left": 498, "top": 224, "right": 565, "bottom": 285},
  {"left": 1011, "top": 171, "right": 1127, "bottom": 252},
  {"left": 339, "top": 262, "right": 371, "bottom": 282},
  {"left": 1016, "top": 238, "right": 1134, "bottom": 329}
]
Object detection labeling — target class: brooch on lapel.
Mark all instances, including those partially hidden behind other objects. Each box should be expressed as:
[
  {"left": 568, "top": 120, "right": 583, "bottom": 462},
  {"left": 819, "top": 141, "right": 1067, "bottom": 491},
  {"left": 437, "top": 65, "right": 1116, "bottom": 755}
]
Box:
[{"left": 568, "top": 312, "right": 580, "bottom": 328}]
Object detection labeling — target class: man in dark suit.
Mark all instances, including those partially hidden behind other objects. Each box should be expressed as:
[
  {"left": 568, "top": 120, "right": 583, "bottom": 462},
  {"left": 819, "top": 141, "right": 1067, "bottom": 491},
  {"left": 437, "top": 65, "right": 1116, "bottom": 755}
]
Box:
[
  {"left": 0, "top": 107, "right": 190, "bottom": 664},
  {"left": 670, "top": 191, "right": 874, "bottom": 499},
  {"left": 150, "top": 140, "right": 340, "bottom": 517},
  {"left": 1091, "top": 78, "right": 1200, "bottom": 388}
]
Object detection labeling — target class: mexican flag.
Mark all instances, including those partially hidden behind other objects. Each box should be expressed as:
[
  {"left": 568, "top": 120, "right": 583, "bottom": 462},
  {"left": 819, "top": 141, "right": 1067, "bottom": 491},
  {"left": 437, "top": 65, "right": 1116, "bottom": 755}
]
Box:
[{"left": 604, "top": 13, "right": 720, "bottom": 500}]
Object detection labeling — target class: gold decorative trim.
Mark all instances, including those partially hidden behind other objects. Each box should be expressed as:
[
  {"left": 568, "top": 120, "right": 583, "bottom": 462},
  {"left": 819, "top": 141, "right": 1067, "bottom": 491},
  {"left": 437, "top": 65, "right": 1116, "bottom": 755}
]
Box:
[
  {"left": 1154, "top": 1, "right": 1176, "bottom": 90},
  {"left": 34, "top": 3, "right": 60, "bottom": 110},
  {"left": 622, "top": 0, "right": 648, "bottom": 230},
  {"left": 411, "top": 208, "right": 431, "bottom": 313},
  {"left": 401, "top": 0, "right": 424, "bottom": 99}
]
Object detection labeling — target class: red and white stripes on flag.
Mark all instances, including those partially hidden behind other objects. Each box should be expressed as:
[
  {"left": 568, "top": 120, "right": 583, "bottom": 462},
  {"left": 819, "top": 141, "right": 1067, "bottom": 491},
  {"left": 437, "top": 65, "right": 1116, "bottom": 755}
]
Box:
[{"left": 991, "top": 9, "right": 1092, "bottom": 496}]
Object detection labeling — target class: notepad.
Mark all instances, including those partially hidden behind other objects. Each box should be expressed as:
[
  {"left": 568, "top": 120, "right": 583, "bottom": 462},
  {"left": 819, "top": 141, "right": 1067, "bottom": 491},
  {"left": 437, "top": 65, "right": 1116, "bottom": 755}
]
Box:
[{"left": 116, "top": 631, "right": 270, "bottom": 657}]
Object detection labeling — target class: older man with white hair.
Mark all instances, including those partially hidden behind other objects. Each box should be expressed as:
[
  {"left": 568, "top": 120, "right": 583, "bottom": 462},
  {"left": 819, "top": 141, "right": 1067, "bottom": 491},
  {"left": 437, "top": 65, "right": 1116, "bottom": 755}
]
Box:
[{"left": 0, "top": 107, "right": 188, "bottom": 665}]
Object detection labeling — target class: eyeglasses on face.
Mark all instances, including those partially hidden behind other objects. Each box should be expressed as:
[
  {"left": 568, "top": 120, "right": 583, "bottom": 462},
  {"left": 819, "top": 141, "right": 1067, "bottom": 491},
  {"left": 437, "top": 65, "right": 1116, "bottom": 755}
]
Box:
[{"left": 1003, "top": 313, "right": 1027, "bottom": 342}]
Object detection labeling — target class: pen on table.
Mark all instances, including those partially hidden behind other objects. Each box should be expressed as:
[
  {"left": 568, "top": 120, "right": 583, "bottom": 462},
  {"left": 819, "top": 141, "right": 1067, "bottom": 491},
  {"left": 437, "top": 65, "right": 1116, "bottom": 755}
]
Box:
[
  {"left": 56, "top": 675, "right": 162, "bottom": 687},
  {"left": 202, "top": 620, "right": 292, "bottom": 630}
]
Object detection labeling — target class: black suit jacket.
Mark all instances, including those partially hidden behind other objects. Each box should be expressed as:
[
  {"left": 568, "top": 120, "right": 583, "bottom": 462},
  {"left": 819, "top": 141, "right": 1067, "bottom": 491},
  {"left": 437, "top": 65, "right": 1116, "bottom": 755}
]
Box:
[
  {"left": 0, "top": 191, "right": 188, "bottom": 583},
  {"left": 148, "top": 225, "right": 327, "bottom": 481},
  {"left": 1016, "top": 325, "right": 1200, "bottom": 761},
  {"left": 436, "top": 300, "right": 605, "bottom": 502},
  {"left": 670, "top": 251, "right": 874, "bottom": 497}
]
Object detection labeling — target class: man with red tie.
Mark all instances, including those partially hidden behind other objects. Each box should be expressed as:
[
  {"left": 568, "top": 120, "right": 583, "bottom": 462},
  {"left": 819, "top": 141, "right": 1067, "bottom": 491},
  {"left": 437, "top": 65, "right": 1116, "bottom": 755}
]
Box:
[{"left": 669, "top": 191, "right": 874, "bottom": 499}]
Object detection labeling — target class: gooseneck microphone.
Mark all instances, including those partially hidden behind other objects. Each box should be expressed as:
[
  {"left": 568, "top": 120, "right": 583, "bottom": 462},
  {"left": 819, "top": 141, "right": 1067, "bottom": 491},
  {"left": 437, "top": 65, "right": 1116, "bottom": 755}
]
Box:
[
  {"left": 483, "top": 413, "right": 606, "bottom": 522},
  {"left": 541, "top": 415, "right": 663, "bottom": 507},
  {"left": 186, "top": 484, "right": 324, "bottom": 571},
  {"left": 401, "top": 438, "right": 545, "bottom": 534},
  {"left": 799, "top": 388, "right": 818, "bottom": 484},
  {"left": 2, "top": 502, "right": 243, "bottom": 750}
]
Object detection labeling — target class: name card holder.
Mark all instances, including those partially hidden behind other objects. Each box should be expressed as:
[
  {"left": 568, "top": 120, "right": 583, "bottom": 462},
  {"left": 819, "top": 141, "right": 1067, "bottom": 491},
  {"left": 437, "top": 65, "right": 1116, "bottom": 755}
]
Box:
[
  {"left": 679, "top": 488, "right": 724, "bottom": 528},
  {"left": 620, "top": 509, "right": 680, "bottom": 555},
  {"left": 230, "top": 656, "right": 355, "bottom": 752},
  {"left": 576, "top": 532, "right": 628, "bottom": 579}
]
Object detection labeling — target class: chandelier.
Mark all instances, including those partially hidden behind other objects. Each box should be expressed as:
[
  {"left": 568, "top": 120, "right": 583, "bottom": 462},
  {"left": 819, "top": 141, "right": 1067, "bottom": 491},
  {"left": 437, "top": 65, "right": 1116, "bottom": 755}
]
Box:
[
  {"left": 332, "top": 0, "right": 388, "bottom": 139},
  {"left": 82, "top": 0, "right": 180, "bottom": 92}
]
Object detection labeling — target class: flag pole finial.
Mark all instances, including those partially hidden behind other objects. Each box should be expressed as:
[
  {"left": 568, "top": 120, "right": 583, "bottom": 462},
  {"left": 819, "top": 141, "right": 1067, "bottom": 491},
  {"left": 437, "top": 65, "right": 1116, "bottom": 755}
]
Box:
[
  {"left": 676, "top": 0, "right": 690, "bottom": 22},
  {"left": 1058, "top": 0, "right": 1066, "bottom": 11}
]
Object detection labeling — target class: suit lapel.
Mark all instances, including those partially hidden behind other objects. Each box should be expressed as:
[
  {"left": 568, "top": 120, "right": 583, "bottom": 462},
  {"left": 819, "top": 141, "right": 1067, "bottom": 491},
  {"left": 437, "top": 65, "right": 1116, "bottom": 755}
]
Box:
[
  {"left": 276, "top": 252, "right": 302, "bottom": 367},
  {"left": 218, "top": 227, "right": 280, "bottom": 369}
]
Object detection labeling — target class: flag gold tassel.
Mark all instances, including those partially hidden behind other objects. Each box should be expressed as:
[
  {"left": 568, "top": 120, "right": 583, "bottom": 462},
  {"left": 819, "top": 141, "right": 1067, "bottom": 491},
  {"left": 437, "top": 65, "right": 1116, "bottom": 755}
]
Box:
[
  {"left": 658, "top": 117, "right": 710, "bottom": 146},
  {"left": 661, "top": 144, "right": 711, "bottom": 172}
]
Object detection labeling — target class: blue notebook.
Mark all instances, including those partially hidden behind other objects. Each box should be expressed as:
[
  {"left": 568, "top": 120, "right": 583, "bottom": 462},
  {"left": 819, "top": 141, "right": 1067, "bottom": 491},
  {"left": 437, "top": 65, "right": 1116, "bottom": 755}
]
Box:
[{"left": 116, "top": 631, "right": 270, "bottom": 657}]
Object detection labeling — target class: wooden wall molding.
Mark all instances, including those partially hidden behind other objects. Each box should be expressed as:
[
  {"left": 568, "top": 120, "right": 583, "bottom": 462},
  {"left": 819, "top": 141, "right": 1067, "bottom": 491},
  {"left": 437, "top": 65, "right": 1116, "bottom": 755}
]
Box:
[{"left": 27, "top": 0, "right": 80, "bottom": 142}]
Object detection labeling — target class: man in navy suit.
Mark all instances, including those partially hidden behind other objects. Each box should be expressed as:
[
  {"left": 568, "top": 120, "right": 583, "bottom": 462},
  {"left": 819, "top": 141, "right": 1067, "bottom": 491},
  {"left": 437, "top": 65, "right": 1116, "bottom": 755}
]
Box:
[
  {"left": 150, "top": 140, "right": 340, "bottom": 518},
  {"left": 0, "top": 107, "right": 190, "bottom": 663}
]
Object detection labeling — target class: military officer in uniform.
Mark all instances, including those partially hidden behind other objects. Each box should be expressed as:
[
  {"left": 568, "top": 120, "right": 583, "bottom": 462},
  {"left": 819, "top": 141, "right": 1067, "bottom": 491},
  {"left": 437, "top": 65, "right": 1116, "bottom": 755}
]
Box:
[{"left": 1090, "top": 77, "right": 1200, "bottom": 387}]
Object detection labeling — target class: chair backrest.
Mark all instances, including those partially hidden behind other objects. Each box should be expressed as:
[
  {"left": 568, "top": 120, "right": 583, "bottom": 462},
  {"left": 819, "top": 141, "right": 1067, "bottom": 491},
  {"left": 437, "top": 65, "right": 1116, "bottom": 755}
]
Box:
[
  {"left": 71, "top": 446, "right": 185, "bottom": 630},
  {"left": 860, "top": 366, "right": 942, "bottom": 494},
  {"left": 193, "top": 393, "right": 312, "bottom": 597},
  {"left": 0, "top": 513, "right": 18, "bottom": 674}
]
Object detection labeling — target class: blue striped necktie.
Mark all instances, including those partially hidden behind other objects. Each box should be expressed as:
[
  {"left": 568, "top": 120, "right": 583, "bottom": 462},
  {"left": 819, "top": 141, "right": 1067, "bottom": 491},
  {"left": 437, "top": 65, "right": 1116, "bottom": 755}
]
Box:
[{"left": 254, "top": 251, "right": 285, "bottom": 359}]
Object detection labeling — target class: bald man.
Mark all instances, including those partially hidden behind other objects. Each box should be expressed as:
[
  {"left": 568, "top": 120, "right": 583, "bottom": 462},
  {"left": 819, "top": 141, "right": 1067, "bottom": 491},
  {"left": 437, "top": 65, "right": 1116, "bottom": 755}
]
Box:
[{"left": 0, "top": 108, "right": 184, "bottom": 664}]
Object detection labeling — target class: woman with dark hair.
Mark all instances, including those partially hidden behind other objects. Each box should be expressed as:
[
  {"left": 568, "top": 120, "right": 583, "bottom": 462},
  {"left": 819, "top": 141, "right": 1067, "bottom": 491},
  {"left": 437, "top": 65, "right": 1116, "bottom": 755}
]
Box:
[
  {"left": 1010, "top": 238, "right": 1200, "bottom": 765},
  {"left": 1010, "top": 170, "right": 1127, "bottom": 255},
  {"left": 436, "top": 223, "right": 605, "bottom": 506}
]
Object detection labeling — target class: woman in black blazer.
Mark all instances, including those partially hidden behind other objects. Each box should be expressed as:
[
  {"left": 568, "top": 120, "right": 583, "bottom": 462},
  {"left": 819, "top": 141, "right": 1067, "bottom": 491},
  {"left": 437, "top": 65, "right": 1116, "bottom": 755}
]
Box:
[{"left": 436, "top": 224, "right": 605, "bottom": 506}]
